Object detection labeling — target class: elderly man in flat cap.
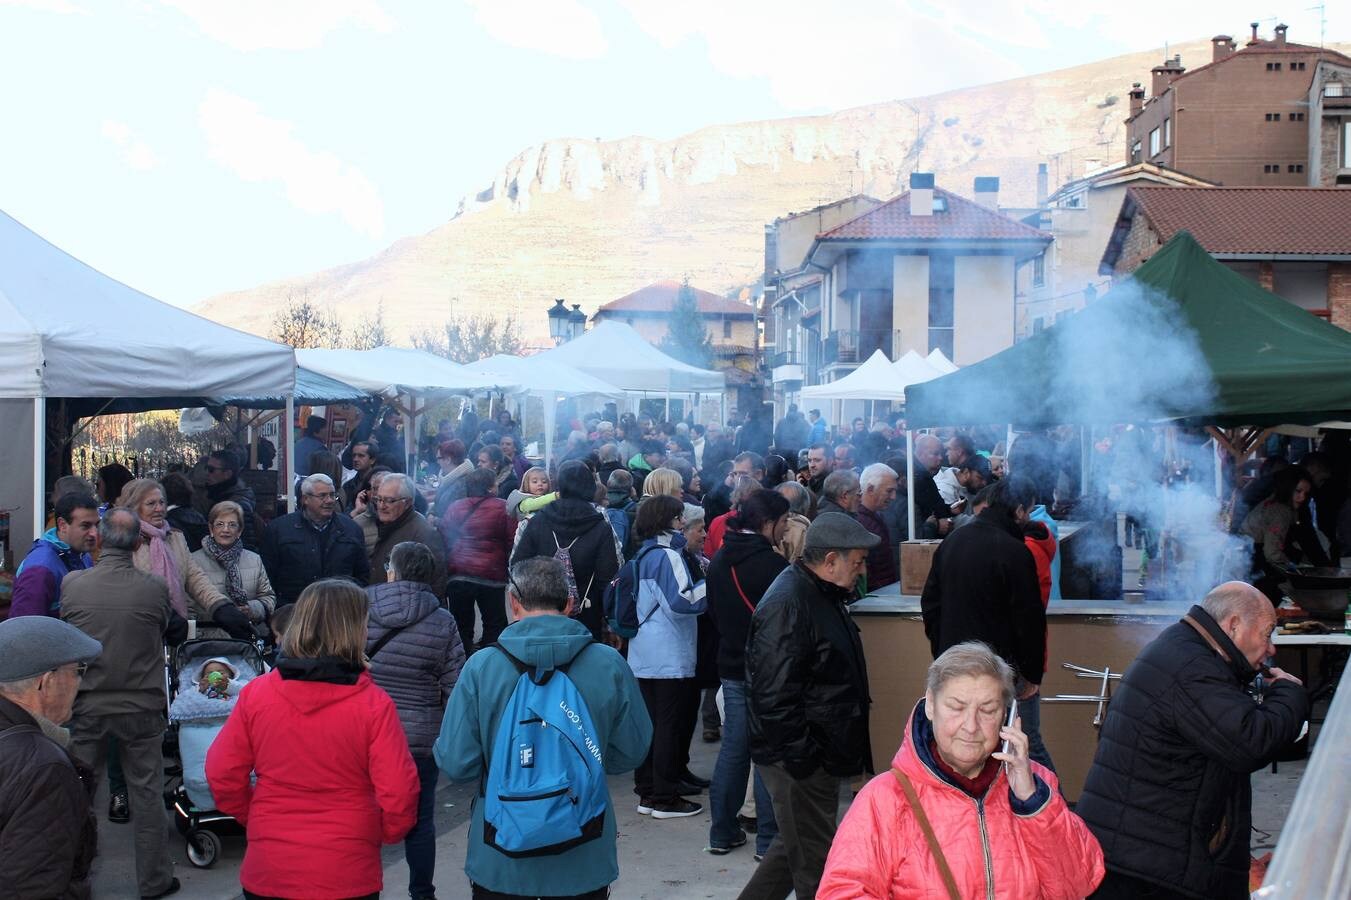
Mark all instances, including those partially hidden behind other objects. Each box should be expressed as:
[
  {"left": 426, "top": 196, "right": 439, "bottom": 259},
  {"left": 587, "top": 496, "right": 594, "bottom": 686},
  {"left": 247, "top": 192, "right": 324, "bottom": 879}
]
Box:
[
  {"left": 741, "top": 512, "right": 877, "bottom": 900},
  {"left": 0, "top": 615, "right": 103, "bottom": 899}
]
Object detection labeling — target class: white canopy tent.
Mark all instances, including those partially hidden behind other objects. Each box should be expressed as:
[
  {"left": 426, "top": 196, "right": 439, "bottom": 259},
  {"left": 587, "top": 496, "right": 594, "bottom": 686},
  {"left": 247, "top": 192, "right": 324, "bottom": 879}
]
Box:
[
  {"left": 0, "top": 209, "right": 296, "bottom": 562},
  {"left": 536, "top": 321, "right": 725, "bottom": 419},
  {"left": 460, "top": 354, "right": 626, "bottom": 465},
  {"left": 926, "top": 348, "right": 959, "bottom": 375},
  {"left": 801, "top": 350, "right": 943, "bottom": 403}
]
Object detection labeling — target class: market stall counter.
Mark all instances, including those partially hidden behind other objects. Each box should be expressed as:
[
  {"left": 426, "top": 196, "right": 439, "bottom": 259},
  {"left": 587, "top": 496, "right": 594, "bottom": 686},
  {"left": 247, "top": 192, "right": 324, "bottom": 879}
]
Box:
[{"left": 852, "top": 585, "right": 1190, "bottom": 802}]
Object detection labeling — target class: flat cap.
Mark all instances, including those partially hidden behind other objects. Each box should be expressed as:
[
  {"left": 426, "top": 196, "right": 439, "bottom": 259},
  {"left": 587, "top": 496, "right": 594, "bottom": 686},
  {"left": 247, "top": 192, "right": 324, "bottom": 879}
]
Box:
[
  {"left": 804, "top": 512, "right": 881, "bottom": 552},
  {"left": 0, "top": 617, "right": 103, "bottom": 682}
]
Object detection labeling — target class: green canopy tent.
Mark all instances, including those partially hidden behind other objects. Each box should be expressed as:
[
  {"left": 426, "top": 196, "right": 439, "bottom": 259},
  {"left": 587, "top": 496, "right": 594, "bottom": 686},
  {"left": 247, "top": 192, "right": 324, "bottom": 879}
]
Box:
[{"left": 906, "top": 231, "right": 1351, "bottom": 434}]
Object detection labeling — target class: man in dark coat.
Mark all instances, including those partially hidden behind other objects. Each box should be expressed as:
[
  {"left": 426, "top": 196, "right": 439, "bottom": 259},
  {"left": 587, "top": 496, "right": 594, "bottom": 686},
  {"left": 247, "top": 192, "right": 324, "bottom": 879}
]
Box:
[
  {"left": 856, "top": 463, "right": 899, "bottom": 591},
  {"left": 1078, "top": 583, "right": 1307, "bottom": 900},
  {"left": 921, "top": 475, "right": 1051, "bottom": 768},
  {"left": 773, "top": 404, "right": 811, "bottom": 463},
  {"left": 510, "top": 460, "right": 620, "bottom": 641},
  {"left": 0, "top": 616, "right": 103, "bottom": 900},
  {"left": 199, "top": 448, "right": 260, "bottom": 550},
  {"left": 260, "top": 474, "right": 371, "bottom": 607},
  {"left": 911, "top": 434, "right": 955, "bottom": 537},
  {"left": 368, "top": 474, "right": 448, "bottom": 599},
  {"left": 743, "top": 513, "right": 875, "bottom": 900}
]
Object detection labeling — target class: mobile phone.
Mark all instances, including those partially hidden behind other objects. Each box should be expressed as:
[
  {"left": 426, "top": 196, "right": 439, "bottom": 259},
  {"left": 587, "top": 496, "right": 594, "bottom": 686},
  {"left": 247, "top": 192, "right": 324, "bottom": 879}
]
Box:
[{"left": 999, "top": 696, "right": 1018, "bottom": 756}]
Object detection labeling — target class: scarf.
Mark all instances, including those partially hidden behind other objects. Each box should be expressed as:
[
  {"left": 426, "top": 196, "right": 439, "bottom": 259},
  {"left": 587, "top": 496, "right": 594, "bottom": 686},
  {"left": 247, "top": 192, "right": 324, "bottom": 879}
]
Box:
[
  {"left": 140, "top": 518, "right": 188, "bottom": 618},
  {"left": 376, "top": 507, "right": 414, "bottom": 544},
  {"left": 200, "top": 534, "right": 249, "bottom": 607}
]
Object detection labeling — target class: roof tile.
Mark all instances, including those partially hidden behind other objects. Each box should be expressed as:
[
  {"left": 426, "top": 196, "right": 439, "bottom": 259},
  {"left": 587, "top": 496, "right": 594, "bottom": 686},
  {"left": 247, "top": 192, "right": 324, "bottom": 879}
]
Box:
[
  {"left": 818, "top": 188, "right": 1051, "bottom": 242},
  {"left": 1129, "top": 187, "right": 1351, "bottom": 255},
  {"left": 597, "top": 280, "right": 753, "bottom": 316}
]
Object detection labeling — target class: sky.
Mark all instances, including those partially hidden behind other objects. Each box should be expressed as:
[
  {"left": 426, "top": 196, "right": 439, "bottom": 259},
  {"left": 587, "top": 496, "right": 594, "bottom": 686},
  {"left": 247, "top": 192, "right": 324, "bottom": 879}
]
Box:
[{"left": 1, "top": 0, "right": 1344, "bottom": 309}]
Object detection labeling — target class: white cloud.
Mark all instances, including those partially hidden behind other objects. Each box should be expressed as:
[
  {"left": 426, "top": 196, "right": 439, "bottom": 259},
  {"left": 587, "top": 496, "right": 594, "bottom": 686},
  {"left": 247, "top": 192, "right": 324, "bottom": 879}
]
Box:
[
  {"left": 0, "top": 0, "right": 85, "bottom": 12},
  {"left": 466, "top": 0, "right": 607, "bottom": 60},
  {"left": 158, "top": 0, "right": 393, "bottom": 51},
  {"left": 100, "top": 119, "right": 161, "bottom": 170},
  {"left": 198, "top": 89, "right": 384, "bottom": 238}
]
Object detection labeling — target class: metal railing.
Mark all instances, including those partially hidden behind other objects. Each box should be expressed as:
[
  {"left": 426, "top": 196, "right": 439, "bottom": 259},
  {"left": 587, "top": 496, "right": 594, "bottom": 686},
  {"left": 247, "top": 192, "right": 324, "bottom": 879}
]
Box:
[
  {"left": 823, "top": 329, "right": 901, "bottom": 365},
  {"left": 771, "top": 350, "right": 801, "bottom": 368}
]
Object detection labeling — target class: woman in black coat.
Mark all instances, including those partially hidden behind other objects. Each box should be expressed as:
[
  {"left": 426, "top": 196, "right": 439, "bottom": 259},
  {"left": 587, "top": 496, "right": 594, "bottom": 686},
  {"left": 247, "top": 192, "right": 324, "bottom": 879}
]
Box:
[{"left": 509, "top": 460, "right": 620, "bottom": 640}]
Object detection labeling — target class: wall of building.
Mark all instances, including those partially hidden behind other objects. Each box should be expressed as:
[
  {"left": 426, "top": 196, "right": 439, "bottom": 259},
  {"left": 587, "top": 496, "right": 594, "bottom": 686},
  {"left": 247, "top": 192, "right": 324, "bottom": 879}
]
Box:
[
  {"left": 1110, "top": 214, "right": 1162, "bottom": 275},
  {"left": 1168, "top": 50, "right": 1324, "bottom": 186},
  {"left": 1330, "top": 263, "right": 1351, "bottom": 331},
  {"left": 953, "top": 255, "right": 1016, "bottom": 365},
  {"left": 1126, "top": 92, "right": 1175, "bottom": 168},
  {"left": 892, "top": 255, "right": 930, "bottom": 358},
  {"left": 774, "top": 197, "right": 882, "bottom": 275},
  {"left": 597, "top": 313, "right": 755, "bottom": 348}
]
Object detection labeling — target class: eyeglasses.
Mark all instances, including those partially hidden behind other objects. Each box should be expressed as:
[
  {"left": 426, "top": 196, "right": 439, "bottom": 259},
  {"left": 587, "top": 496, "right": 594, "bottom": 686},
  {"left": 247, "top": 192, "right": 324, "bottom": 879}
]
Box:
[
  {"left": 373, "top": 496, "right": 409, "bottom": 506},
  {"left": 306, "top": 491, "right": 338, "bottom": 502},
  {"left": 204, "top": 464, "right": 227, "bottom": 474},
  {"left": 52, "top": 662, "right": 88, "bottom": 679},
  {"left": 211, "top": 520, "right": 241, "bottom": 531}
]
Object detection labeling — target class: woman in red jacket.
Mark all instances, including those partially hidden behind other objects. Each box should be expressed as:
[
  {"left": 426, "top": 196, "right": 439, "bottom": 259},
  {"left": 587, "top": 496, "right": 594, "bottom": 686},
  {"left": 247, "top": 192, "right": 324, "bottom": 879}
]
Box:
[
  {"left": 817, "top": 641, "right": 1103, "bottom": 899},
  {"left": 206, "top": 579, "right": 419, "bottom": 900},
  {"left": 440, "top": 467, "right": 517, "bottom": 653}
]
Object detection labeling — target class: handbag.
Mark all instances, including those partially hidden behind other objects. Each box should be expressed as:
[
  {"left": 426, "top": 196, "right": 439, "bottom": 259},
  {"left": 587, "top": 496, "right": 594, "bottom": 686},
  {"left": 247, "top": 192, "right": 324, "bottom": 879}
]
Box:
[{"left": 892, "top": 767, "right": 961, "bottom": 900}]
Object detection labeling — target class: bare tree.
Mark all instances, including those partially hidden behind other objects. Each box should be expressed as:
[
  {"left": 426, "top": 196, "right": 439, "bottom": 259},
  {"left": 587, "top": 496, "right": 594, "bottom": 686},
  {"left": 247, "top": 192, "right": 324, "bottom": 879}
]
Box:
[
  {"left": 411, "top": 311, "right": 523, "bottom": 363},
  {"left": 270, "top": 291, "right": 343, "bottom": 349},
  {"left": 345, "top": 302, "right": 389, "bottom": 350}
]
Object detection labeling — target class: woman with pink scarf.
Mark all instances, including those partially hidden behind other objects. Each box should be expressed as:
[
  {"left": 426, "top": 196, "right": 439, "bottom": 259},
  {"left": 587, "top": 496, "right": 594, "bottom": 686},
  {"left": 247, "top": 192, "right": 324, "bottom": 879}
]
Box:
[{"left": 116, "top": 478, "right": 237, "bottom": 632}]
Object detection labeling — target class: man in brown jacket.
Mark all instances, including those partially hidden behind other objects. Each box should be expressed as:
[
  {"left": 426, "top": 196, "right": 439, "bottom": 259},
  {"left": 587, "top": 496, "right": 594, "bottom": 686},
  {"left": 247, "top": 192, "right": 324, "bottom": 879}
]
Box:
[
  {"left": 369, "top": 474, "right": 448, "bottom": 598},
  {"left": 62, "top": 508, "right": 185, "bottom": 899}
]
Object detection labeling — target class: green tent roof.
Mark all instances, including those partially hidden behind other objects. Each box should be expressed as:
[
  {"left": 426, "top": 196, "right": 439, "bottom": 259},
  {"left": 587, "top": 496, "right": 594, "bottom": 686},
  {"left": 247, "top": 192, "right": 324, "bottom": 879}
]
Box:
[{"left": 906, "top": 231, "right": 1351, "bottom": 428}]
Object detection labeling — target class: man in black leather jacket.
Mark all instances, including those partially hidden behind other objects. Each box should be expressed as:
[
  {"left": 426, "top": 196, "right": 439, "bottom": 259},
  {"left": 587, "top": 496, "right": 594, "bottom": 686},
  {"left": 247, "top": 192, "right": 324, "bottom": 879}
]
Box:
[
  {"left": 742, "top": 512, "right": 876, "bottom": 900},
  {"left": 1078, "top": 582, "right": 1308, "bottom": 900}
]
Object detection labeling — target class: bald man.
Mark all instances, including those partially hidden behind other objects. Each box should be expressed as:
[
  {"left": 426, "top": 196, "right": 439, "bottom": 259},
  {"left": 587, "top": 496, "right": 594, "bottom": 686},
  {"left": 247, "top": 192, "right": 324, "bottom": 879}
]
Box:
[
  {"left": 911, "top": 434, "right": 955, "bottom": 537},
  {"left": 1077, "top": 582, "right": 1308, "bottom": 900}
]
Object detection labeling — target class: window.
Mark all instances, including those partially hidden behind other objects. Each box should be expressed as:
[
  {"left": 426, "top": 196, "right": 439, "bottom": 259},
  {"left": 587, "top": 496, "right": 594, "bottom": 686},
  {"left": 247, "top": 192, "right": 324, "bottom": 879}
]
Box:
[
  {"left": 928, "top": 255, "right": 955, "bottom": 360},
  {"left": 1163, "top": 117, "right": 1171, "bottom": 147},
  {"left": 1263, "top": 164, "right": 1278, "bottom": 173},
  {"left": 1327, "top": 83, "right": 1346, "bottom": 97},
  {"left": 1267, "top": 62, "right": 1283, "bottom": 71},
  {"left": 1032, "top": 254, "right": 1046, "bottom": 287},
  {"left": 1343, "top": 122, "right": 1351, "bottom": 168},
  {"left": 1265, "top": 112, "right": 1281, "bottom": 121},
  {"left": 1292, "top": 62, "right": 1306, "bottom": 71},
  {"left": 1287, "top": 164, "right": 1304, "bottom": 174},
  {"left": 1290, "top": 112, "right": 1305, "bottom": 121},
  {"left": 1149, "top": 127, "right": 1161, "bottom": 156},
  {"left": 722, "top": 319, "right": 732, "bottom": 339},
  {"left": 1130, "top": 140, "right": 1142, "bottom": 163}
]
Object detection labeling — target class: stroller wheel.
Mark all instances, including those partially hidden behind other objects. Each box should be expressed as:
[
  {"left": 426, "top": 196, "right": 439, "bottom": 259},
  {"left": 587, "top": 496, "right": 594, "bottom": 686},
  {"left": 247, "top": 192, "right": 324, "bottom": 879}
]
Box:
[{"left": 185, "top": 828, "right": 222, "bottom": 868}]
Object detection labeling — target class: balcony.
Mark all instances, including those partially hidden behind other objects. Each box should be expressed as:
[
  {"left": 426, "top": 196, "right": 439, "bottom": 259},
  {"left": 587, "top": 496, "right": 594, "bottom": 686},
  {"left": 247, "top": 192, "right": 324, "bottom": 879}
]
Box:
[
  {"left": 823, "top": 329, "right": 901, "bottom": 366},
  {"left": 771, "top": 350, "right": 804, "bottom": 385}
]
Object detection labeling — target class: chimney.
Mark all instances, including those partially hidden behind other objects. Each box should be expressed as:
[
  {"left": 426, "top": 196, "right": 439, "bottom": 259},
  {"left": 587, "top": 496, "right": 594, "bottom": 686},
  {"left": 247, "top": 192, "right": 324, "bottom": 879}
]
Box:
[
  {"left": 1036, "top": 164, "right": 1049, "bottom": 207},
  {"left": 1211, "top": 35, "right": 1235, "bottom": 62},
  {"left": 1129, "top": 82, "right": 1145, "bottom": 117},
  {"left": 1274, "top": 23, "right": 1288, "bottom": 48},
  {"left": 909, "top": 172, "right": 935, "bottom": 217},
  {"left": 973, "top": 177, "right": 999, "bottom": 209},
  {"left": 1150, "top": 56, "right": 1185, "bottom": 97},
  {"left": 1248, "top": 22, "right": 1260, "bottom": 46}
]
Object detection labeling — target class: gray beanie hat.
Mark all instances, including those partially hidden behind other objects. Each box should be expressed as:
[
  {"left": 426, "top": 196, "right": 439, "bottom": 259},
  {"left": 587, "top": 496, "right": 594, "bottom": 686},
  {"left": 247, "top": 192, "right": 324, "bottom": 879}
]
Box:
[
  {"left": 0, "top": 617, "right": 103, "bottom": 682},
  {"left": 804, "top": 512, "right": 881, "bottom": 552}
]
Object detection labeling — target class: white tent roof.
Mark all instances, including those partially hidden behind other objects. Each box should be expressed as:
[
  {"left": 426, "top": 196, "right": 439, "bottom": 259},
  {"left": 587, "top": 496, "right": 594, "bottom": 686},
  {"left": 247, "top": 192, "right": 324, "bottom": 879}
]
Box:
[
  {"left": 801, "top": 350, "right": 925, "bottom": 402},
  {"left": 926, "top": 348, "right": 959, "bottom": 374},
  {"left": 536, "top": 321, "right": 724, "bottom": 394},
  {"left": 296, "top": 347, "right": 514, "bottom": 396},
  {"left": 460, "top": 354, "right": 624, "bottom": 398},
  {"left": 892, "top": 350, "right": 945, "bottom": 389},
  {"left": 0, "top": 209, "right": 294, "bottom": 400}
]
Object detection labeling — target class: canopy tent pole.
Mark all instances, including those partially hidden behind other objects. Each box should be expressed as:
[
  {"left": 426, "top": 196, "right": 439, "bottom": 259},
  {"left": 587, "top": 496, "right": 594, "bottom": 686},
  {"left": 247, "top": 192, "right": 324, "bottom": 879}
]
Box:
[
  {"left": 543, "top": 393, "right": 556, "bottom": 475},
  {"left": 1212, "top": 438, "right": 1223, "bottom": 498},
  {"left": 32, "top": 397, "right": 46, "bottom": 539},
  {"left": 247, "top": 425, "right": 256, "bottom": 468},
  {"left": 1081, "top": 426, "right": 1090, "bottom": 498},
  {"left": 906, "top": 429, "right": 916, "bottom": 544},
  {"left": 282, "top": 394, "right": 294, "bottom": 513}
]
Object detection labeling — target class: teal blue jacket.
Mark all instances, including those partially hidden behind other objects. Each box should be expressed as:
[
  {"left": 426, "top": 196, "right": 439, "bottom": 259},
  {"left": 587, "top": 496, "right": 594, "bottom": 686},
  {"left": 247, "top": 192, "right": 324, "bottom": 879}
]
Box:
[{"left": 433, "top": 614, "right": 652, "bottom": 895}]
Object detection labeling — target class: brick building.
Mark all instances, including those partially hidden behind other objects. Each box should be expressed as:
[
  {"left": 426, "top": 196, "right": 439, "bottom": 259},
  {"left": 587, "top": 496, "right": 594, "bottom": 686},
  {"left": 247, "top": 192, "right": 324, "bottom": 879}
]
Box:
[
  {"left": 1123, "top": 23, "right": 1351, "bottom": 187},
  {"left": 1100, "top": 185, "right": 1351, "bottom": 326}
]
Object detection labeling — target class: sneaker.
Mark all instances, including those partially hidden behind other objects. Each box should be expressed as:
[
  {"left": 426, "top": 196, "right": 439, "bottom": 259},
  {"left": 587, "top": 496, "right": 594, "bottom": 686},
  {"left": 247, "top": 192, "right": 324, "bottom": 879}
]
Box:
[
  {"left": 705, "top": 834, "right": 747, "bottom": 855},
  {"left": 636, "top": 798, "right": 655, "bottom": 815},
  {"left": 650, "top": 798, "right": 703, "bottom": 819},
  {"left": 753, "top": 853, "right": 765, "bottom": 862},
  {"left": 109, "top": 791, "right": 130, "bottom": 824},
  {"left": 737, "top": 814, "right": 758, "bottom": 833}
]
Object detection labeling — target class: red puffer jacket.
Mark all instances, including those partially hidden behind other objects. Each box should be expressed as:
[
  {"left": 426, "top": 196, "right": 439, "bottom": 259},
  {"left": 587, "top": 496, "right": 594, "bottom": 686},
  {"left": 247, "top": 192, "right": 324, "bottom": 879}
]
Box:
[
  {"left": 205, "top": 663, "right": 419, "bottom": 899},
  {"left": 818, "top": 700, "right": 1104, "bottom": 899},
  {"left": 441, "top": 496, "right": 517, "bottom": 582}
]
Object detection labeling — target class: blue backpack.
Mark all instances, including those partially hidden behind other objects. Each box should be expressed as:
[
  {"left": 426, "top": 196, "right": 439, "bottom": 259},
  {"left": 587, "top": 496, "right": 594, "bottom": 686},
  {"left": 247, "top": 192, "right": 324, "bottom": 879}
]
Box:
[
  {"left": 482, "top": 643, "right": 609, "bottom": 858},
  {"left": 601, "top": 545, "right": 662, "bottom": 640}
]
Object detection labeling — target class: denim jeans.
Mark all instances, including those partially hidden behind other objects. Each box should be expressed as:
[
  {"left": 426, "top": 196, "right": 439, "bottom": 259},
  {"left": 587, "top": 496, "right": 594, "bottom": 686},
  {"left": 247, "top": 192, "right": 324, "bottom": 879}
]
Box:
[
  {"left": 709, "top": 679, "right": 777, "bottom": 853},
  {"left": 407, "top": 755, "right": 440, "bottom": 899},
  {"left": 1018, "top": 693, "right": 1056, "bottom": 773}
]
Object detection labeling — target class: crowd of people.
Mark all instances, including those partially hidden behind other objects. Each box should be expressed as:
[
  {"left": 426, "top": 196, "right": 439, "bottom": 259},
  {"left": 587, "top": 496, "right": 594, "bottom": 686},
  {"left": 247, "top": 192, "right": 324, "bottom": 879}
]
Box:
[{"left": 0, "top": 401, "right": 1319, "bottom": 899}]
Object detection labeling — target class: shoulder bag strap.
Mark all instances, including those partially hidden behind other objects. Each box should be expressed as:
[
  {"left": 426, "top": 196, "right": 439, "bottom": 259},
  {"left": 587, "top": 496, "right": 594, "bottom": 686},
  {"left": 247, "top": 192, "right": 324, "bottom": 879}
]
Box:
[
  {"left": 1182, "top": 614, "right": 1232, "bottom": 664},
  {"left": 729, "top": 566, "right": 756, "bottom": 615},
  {"left": 891, "top": 767, "right": 960, "bottom": 900},
  {"left": 368, "top": 623, "right": 409, "bottom": 659}
]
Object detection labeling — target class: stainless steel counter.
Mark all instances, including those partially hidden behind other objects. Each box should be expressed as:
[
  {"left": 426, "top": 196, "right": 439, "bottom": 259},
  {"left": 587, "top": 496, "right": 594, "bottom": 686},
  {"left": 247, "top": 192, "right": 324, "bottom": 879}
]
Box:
[{"left": 852, "top": 583, "right": 1191, "bottom": 619}]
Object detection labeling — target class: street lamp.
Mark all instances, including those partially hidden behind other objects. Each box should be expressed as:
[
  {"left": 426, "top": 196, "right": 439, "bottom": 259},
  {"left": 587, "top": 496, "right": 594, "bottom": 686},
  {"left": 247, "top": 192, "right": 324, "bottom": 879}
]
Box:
[
  {"left": 568, "top": 304, "right": 587, "bottom": 341},
  {"left": 547, "top": 298, "right": 569, "bottom": 344}
]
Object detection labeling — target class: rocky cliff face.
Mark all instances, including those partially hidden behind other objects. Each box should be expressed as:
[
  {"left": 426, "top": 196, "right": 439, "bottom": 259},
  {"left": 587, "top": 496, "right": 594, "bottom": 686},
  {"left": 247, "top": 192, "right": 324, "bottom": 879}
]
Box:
[{"left": 194, "top": 38, "right": 1228, "bottom": 345}]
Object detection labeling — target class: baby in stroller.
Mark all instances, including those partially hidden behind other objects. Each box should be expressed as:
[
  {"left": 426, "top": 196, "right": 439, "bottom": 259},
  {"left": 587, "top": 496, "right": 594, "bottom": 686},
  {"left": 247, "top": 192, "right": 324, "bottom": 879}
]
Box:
[{"left": 169, "top": 646, "right": 259, "bottom": 810}]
